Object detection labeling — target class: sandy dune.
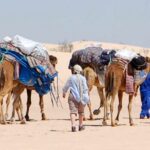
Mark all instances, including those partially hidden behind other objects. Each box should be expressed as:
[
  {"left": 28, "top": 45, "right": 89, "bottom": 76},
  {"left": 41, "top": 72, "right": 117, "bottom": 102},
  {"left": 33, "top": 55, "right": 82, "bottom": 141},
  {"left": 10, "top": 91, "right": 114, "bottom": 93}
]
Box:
[
  {"left": 44, "top": 40, "right": 150, "bottom": 56},
  {"left": 1, "top": 48, "right": 150, "bottom": 150}
]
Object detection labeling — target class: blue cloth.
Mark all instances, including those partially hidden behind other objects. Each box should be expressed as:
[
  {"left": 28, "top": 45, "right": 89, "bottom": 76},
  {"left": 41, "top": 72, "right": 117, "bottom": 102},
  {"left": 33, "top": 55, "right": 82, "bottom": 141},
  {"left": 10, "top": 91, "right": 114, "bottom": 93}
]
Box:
[
  {"left": 140, "top": 92, "right": 150, "bottom": 117},
  {"left": 140, "top": 73, "right": 150, "bottom": 117},
  {"left": 63, "top": 74, "right": 89, "bottom": 105},
  {"left": 0, "top": 48, "right": 58, "bottom": 95},
  {"left": 140, "top": 73, "right": 150, "bottom": 92}
]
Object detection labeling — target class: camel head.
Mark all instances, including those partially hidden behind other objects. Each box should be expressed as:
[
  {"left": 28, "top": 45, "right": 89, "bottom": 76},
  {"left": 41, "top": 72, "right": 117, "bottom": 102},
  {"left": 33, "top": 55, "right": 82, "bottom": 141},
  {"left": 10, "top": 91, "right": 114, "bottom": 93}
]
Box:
[{"left": 49, "top": 55, "right": 57, "bottom": 68}]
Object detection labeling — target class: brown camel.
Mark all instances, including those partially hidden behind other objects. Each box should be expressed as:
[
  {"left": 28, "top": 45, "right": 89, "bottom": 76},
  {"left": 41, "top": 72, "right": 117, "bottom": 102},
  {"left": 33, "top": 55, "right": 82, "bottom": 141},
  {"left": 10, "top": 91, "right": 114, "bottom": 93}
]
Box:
[
  {"left": 83, "top": 67, "right": 105, "bottom": 119},
  {"left": 0, "top": 60, "right": 24, "bottom": 124},
  {"left": 5, "top": 55, "right": 58, "bottom": 122},
  {"left": 103, "top": 57, "right": 150, "bottom": 127},
  {"left": 25, "top": 55, "right": 58, "bottom": 121}
]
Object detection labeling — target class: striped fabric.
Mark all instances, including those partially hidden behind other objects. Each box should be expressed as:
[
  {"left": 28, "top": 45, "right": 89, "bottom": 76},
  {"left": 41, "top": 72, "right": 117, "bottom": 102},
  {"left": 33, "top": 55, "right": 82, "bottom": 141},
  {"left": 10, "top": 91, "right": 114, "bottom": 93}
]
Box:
[
  {"left": 0, "top": 42, "right": 56, "bottom": 76},
  {"left": 126, "top": 70, "right": 134, "bottom": 94},
  {"left": 111, "top": 57, "right": 129, "bottom": 69}
]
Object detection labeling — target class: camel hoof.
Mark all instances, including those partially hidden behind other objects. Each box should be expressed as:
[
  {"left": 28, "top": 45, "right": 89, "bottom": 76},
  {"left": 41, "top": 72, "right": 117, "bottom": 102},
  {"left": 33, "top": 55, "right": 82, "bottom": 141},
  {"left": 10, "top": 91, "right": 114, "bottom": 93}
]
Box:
[
  {"left": 115, "top": 120, "right": 119, "bottom": 125},
  {"left": 10, "top": 118, "right": 15, "bottom": 123},
  {"left": 42, "top": 113, "right": 46, "bottom": 120},
  {"left": 130, "top": 123, "right": 135, "bottom": 126},
  {"left": 93, "top": 109, "right": 100, "bottom": 115},
  {"left": 20, "top": 119, "right": 26, "bottom": 124},
  {"left": 129, "top": 119, "right": 134, "bottom": 126},
  {"left": 111, "top": 124, "right": 117, "bottom": 127},
  {"left": 25, "top": 115, "right": 30, "bottom": 121},
  {"left": 89, "top": 115, "right": 94, "bottom": 120},
  {"left": 1, "top": 121, "right": 7, "bottom": 125},
  {"left": 83, "top": 117, "right": 87, "bottom": 121},
  {"left": 102, "top": 120, "right": 107, "bottom": 126}
]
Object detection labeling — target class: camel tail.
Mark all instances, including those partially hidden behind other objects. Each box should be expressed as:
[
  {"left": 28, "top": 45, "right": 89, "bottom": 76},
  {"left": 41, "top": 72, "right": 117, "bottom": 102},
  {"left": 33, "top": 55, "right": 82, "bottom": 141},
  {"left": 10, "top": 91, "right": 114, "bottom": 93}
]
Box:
[
  {"left": 0, "top": 67, "right": 5, "bottom": 90},
  {"left": 105, "top": 72, "right": 114, "bottom": 98}
]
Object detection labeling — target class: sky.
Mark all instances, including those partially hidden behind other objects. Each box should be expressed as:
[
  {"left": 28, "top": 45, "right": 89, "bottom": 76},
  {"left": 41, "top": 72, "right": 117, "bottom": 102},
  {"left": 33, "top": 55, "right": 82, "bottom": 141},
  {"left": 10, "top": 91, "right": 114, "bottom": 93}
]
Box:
[{"left": 0, "top": 0, "right": 150, "bottom": 48}]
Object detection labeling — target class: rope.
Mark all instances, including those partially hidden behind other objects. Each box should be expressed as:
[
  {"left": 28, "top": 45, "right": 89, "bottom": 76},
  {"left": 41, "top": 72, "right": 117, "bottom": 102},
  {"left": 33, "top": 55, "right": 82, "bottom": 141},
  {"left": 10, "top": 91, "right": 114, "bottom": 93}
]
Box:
[
  {"left": 56, "top": 75, "right": 63, "bottom": 108},
  {"left": 0, "top": 54, "right": 4, "bottom": 64}
]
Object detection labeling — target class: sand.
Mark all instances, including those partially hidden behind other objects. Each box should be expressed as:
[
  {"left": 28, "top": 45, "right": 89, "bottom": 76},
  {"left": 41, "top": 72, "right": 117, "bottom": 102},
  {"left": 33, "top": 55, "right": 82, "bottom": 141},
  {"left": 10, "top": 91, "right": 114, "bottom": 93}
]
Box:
[{"left": 0, "top": 49, "right": 150, "bottom": 150}]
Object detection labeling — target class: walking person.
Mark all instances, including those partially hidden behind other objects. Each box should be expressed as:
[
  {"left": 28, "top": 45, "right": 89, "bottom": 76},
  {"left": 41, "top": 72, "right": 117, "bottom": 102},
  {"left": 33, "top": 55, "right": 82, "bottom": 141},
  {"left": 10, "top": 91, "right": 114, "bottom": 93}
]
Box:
[
  {"left": 140, "top": 73, "right": 150, "bottom": 119},
  {"left": 63, "top": 64, "right": 89, "bottom": 132}
]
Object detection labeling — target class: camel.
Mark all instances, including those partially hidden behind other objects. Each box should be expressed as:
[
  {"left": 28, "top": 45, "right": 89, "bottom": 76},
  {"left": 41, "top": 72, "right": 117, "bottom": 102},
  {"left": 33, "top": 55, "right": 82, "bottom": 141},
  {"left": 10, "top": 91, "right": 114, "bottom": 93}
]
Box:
[
  {"left": 69, "top": 48, "right": 116, "bottom": 120},
  {"left": 25, "top": 55, "right": 58, "bottom": 121},
  {"left": 102, "top": 57, "right": 150, "bottom": 127},
  {"left": 4, "top": 55, "right": 58, "bottom": 122},
  {"left": 0, "top": 60, "right": 22, "bottom": 124},
  {"left": 83, "top": 67, "right": 105, "bottom": 119}
]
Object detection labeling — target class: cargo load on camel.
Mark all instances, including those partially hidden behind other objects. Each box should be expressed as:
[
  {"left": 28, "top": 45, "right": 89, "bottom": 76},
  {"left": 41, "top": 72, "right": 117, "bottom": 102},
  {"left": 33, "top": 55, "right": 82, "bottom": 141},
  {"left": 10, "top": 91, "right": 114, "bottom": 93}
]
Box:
[
  {"left": 69, "top": 46, "right": 116, "bottom": 70},
  {"left": 0, "top": 35, "right": 58, "bottom": 95},
  {"left": 111, "top": 49, "right": 148, "bottom": 94},
  {"left": 69, "top": 46, "right": 116, "bottom": 87}
]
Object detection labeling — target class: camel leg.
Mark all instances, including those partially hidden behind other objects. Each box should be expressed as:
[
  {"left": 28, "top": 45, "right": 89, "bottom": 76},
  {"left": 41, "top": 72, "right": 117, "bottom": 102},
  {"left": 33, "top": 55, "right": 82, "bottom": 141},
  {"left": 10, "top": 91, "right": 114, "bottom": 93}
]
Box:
[
  {"left": 16, "top": 107, "right": 21, "bottom": 121},
  {"left": 93, "top": 87, "right": 105, "bottom": 116},
  {"left": 25, "top": 89, "right": 32, "bottom": 121},
  {"left": 39, "top": 95, "right": 46, "bottom": 120},
  {"left": 86, "top": 84, "right": 93, "bottom": 120},
  {"left": 115, "top": 90, "right": 123, "bottom": 125},
  {"left": 5, "top": 92, "right": 12, "bottom": 120},
  {"left": 110, "top": 94, "right": 116, "bottom": 127},
  {"left": 102, "top": 96, "right": 108, "bottom": 126},
  {"left": 10, "top": 84, "right": 25, "bottom": 123},
  {"left": 13, "top": 96, "right": 22, "bottom": 121},
  {"left": 10, "top": 99, "right": 17, "bottom": 123},
  {"left": 97, "top": 87, "right": 105, "bottom": 108},
  {"left": 0, "top": 97, "right": 6, "bottom": 124},
  {"left": 11, "top": 96, "right": 25, "bottom": 124},
  {"left": 128, "top": 95, "right": 134, "bottom": 126},
  {"left": 87, "top": 101, "right": 93, "bottom": 120},
  {"left": 18, "top": 96, "right": 26, "bottom": 124}
]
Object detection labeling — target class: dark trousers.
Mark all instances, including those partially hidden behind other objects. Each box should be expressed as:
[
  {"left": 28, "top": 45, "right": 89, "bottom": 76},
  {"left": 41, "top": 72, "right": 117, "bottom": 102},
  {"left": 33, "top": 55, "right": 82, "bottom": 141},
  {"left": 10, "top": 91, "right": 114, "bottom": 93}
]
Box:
[{"left": 140, "top": 91, "right": 150, "bottom": 117}]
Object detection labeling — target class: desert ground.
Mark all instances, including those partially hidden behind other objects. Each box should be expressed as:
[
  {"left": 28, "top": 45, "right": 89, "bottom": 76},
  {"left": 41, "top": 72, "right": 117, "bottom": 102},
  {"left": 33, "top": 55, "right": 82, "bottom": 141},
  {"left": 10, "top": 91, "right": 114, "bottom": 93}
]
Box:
[{"left": 1, "top": 43, "right": 150, "bottom": 150}]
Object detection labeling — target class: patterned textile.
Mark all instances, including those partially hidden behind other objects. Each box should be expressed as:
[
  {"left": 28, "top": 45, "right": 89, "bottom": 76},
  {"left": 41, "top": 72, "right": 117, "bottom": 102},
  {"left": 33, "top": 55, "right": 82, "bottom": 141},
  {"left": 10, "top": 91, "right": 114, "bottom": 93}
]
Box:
[
  {"left": 111, "top": 57, "right": 129, "bottom": 69},
  {"left": 69, "top": 47, "right": 116, "bottom": 71},
  {"left": 0, "top": 48, "right": 57, "bottom": 95},
  {"left": 69, "top": 47, "right": 104, "bottom": 69},
  {"left": 0, "top": 42, "right": 48, "bottom": 68},
  {"left": 126, "top": 70, "right": 134, "bottom": 94}
]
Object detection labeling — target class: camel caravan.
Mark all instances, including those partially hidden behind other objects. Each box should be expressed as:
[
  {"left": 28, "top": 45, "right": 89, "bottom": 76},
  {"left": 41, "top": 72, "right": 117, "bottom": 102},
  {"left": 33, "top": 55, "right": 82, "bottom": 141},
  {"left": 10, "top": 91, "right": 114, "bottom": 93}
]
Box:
[
  {"left": 0, "top": 35, "right": 58, "bottom": 124},
  {"left": 0, "top": 35, "right": 149, "bottom": 128},
  {"left": 69, "top": 47, "right": 150, "bottom": 126}
]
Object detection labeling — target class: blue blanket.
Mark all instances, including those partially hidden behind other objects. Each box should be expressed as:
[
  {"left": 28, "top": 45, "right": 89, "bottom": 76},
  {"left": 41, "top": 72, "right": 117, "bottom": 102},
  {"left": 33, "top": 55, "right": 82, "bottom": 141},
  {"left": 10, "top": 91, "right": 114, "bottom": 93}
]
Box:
[{"left": 0, "top": 48, "right": 58, "bottom": 95}]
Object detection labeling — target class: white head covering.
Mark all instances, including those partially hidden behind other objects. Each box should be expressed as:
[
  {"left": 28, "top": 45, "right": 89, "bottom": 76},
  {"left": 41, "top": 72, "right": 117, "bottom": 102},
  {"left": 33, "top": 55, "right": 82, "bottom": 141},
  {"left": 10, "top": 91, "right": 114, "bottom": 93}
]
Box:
[{"left": 73, "top": 64, "right": 83, "bottom": 74}]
